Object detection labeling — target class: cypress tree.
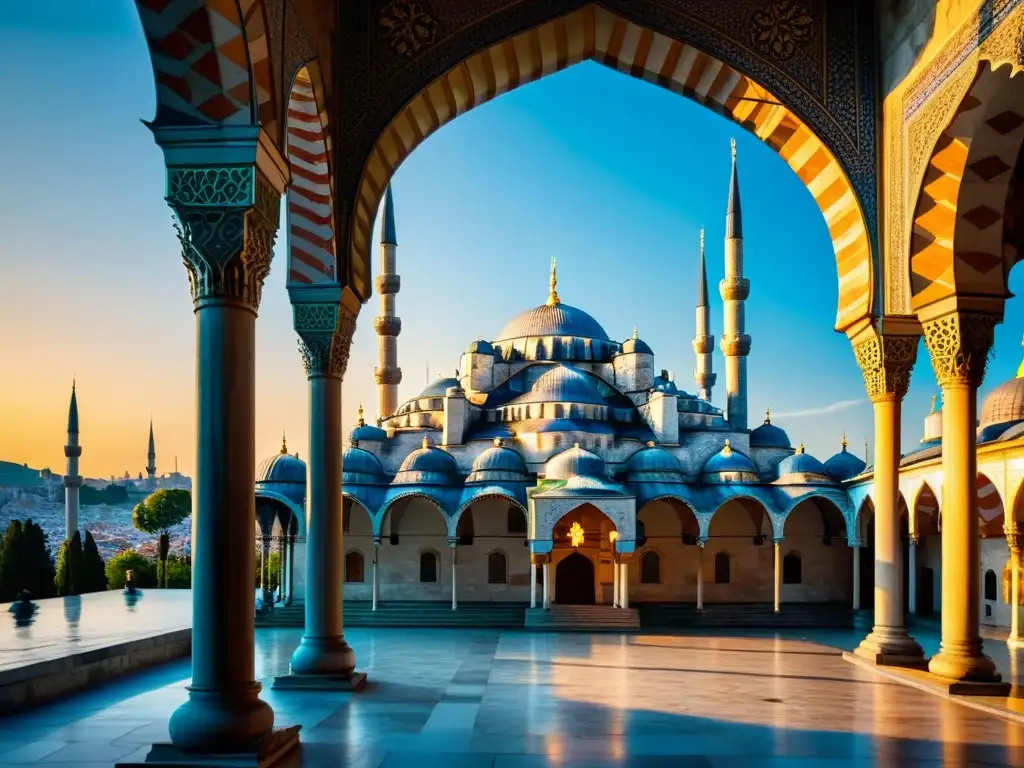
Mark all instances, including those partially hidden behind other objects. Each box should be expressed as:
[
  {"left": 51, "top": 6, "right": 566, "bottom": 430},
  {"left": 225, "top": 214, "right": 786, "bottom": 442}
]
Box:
[
  {"left": 23, "top": 520, "right": 56, "bottom": 599},
  {"left": 0, "top": 521, "right": 26, "bottom": 601},
  {"left": 82, "top": 531, "right": 107, "bottom": 593},
  {"left": 55, "top": 539, "right": 71, "bottom": 596}
]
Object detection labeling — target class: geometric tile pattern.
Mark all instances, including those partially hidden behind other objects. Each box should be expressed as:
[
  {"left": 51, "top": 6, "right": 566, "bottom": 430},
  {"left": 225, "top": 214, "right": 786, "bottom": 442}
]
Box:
[
  {"left": 352, "top": 6, "right": 873, "bottom": 333},
  {"left": 134, "top": 0, "right": 276, "bottom": 134},
  {"left": 910, "top": 61, "right": 1024, "bottom": 312},
  {"left": 978, "top": 471, "right": 1006, "bottom": 530},
  {"left": 286, "top": 66, "right": 336, "bottom": 284}
]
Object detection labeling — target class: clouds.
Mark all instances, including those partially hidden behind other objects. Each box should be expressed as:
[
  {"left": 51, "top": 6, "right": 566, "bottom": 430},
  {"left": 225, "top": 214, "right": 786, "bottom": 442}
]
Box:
[{"left": 771, "top": 398, "right": 865, "bottom": 419}]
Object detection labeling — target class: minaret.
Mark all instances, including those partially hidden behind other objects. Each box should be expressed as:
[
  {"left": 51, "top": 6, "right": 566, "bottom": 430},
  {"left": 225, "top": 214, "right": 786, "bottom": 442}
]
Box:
[
  {"left": 692, "top": 228, "right": 716, "bottom": 401},
  {"left": 720, "top": 139, "right": 751, "bottom": 430},
  {"left": 146, "top": 420, "right": 156, "bottom": 491},
  {"left": 547, "top": 258, "right": 560, "bottom": 306},
  {"left": 63, "top": 380, "right": 82, "bottom": 541},
  {"left": 374, "top": 184, "right": 402, "bottom": 420}
]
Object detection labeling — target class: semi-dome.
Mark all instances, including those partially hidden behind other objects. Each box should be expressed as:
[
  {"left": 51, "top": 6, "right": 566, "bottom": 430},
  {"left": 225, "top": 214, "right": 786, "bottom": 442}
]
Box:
[
  {"left": 466, "top": 338, "right": 494, "bottom": 355},
  {"left": 621, "top": 329, "right": 653, "bottom": 355},
  {"left": 624, "top": 442, "right": 685, "bottom": 482},
  {"left": 527, "top": 365, "right": 606, "bottom": 405},
  {"left": 545, "top": 443, "right": 606, "bottom": 480},
  {"left": 419, "top": 377, "right": 461, "bottom": 398},
  {"left": 750, "top": 408, "right": 791, "bottom": 448},
  {"left": 777, "top": 444, "right": 830, "bottom": 480},
  {"left": 256, "top": 436, "right": 306, "bottom": 484},
  {"left": 343, "top": 446, "right": 387, "bottom": 484},
  {"left": 467, "top": 438, "right": 529, "bottom": 483},
  {"left": 393, "top": 437, "right": 462, "bottom": 485},
  {"left": 702, "top": 440, "right": 759, "bottom": 483},
  {"left": 350, "top": 404, "right": 387, "bottom": 443},
  {"left": 823, "top": 435, "right": 867, "bottom": 481}
]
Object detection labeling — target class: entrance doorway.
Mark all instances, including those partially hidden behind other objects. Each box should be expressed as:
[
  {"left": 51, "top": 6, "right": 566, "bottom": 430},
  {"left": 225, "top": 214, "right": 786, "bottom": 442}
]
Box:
[{"left": 556, "top": 552, "right": 595, "bottom": 605}]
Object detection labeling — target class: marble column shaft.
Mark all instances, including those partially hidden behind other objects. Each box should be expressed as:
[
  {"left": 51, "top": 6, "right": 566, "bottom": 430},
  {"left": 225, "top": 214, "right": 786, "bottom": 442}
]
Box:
[
  {"left": 852, "top": 543, "right": 861, "bottom": 611},
  {"left": 908, "top": 536, "right": 918, "bottom": 615},
  {"left": 773, "top": 539, "right": 781, "bottom": 613}
]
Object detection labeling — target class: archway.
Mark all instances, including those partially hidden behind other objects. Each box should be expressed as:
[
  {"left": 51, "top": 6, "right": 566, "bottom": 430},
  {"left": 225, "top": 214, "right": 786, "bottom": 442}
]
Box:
[
  {"left": 706, "top": 497, "right": 774, "bottom": 603},
  {"left": 977, "top": 472, "right": 1008, "bottom": 626},
  {"left": 342, "top": 496, "right": 375, "bottom": 601},
  {"left": 636, "top": 497, "right": 699, "bottom": 602},
  {"left": 378, "top": 493, "right": 451, "bottom": 601},
  {"left": 782, "top": 497, "right": 850, "bottom": 604},
  {"left": 556, "top": 552, "right": 596, "bottom": 605},
  {"left": 451, "top": 496, "right": 530, "bottom": 601},
  {"left": 549, "top": 502, "right": 618, "bottom": 605},
  {"left": 351, "top": 5, "right": 874, "bottom": 333},
  {"left": 912, "top": 482, "right": 941, "bottom": 617}
]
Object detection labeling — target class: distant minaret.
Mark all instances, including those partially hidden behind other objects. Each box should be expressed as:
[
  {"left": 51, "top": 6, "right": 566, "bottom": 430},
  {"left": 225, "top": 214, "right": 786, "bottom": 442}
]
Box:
[
  {"left": 374, "top": 184, "right": 402, "bottom": 420},
  {"left": 146, "top": 420, "right": 156, "bottom": 491},
  {"left": 692, "top": 228, "right": 716, "bottom": 401},
  {"left": 63, "top": 381, "right": 82, "bottom": 541},
  {"left": 720, "top": 139, "right": 751, "bottom": 430}
]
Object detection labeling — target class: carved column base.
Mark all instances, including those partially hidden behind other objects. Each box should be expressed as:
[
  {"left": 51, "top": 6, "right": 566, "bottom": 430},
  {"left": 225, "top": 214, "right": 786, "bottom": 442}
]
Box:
[
  {"left": 854, "top": 628, "right": 927, "bottom": 669},
  {"left": 928, "top": 644, "right": 1002, "bottom": 683}
]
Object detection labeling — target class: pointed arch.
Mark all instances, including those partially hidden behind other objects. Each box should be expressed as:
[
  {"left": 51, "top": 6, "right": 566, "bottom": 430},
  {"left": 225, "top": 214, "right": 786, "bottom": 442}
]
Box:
[
  {"left": 708, "top": 495, "right": 775, "bottom": 540},
  {"left": 978, "top": 471, "right": 1006, "bottom": 536},
  {"left": 351, "top": 5, "right": 873, "bottom": 332}
]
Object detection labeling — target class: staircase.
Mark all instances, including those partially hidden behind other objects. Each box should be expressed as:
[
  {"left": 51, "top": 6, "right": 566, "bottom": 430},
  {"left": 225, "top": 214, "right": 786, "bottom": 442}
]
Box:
[
  {"left": 638, "top": 602, "right": 854, "bottom": 629},
  {"left": 525, "top": 605, "right": 640, "bottom": 631},
  {"left": 256, "top": 601, "right": 527, "bottom": 628}
]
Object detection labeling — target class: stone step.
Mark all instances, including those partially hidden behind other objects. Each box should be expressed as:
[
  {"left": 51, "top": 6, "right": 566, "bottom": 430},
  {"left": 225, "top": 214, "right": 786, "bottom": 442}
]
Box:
[
  {"left": 638, "top": 602, "right": 853, "bottom": 628},
  {"left": 256, "top": 601, "right": 527, "bottom": 628},
  {"left": 525, "top": 605, "right": 640, "bottom": 631}
]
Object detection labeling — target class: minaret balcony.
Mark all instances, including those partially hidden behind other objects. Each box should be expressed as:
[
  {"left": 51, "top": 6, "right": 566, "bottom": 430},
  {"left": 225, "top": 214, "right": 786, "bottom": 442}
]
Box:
[
  {"left": 692, "top": 335, "right": 714, "bottom": 355},
  {"left": 64, "top": 445, "right": 82, "bottom": 458},
  {"left": 375, "top": 367, "right": 403, "bottom": 385},
  {"left": 373, "top": 316, "right": 402, "bottom": 336},
  {"left": 719, "top": 277, "right": 750, "bottom": 301},
  {"left": 720, "top": 334, "right": 752, "bottom": 356},
  {"left": 376, "top": 274, "right": 401, "bottom": 295},
  {"left": 694, "top": 371, "right": 717, "bottom": 389}
]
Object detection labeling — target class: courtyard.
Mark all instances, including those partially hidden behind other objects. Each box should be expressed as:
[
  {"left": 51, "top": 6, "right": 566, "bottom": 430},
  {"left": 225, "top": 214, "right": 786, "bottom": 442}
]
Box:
[{"left": 2, "top": 622, "right": 1023, "bottom": 767}]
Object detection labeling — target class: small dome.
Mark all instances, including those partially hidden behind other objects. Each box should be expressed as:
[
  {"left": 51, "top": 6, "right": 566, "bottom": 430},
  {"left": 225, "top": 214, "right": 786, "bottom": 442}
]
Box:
[
  {"left": 625, "top": 442, "right": 683, "bottom": 480},
  {"left": 350, "top": 404, "right": 386, "bottom": 443},
  {"left": 777, "top": 444, "right": 830, "bottom": 479},
  {"left": 256, "top": 436, "right": 306, "bottom": 484},
  {"left": 467, "top": 438, "right": 529, "bottom": 483},
  {"left": 702, "top": 440, "right": 758, "bottom": 483},
  {"left": 419, "top": 377, "right": 461, "bottom": 398},
  {"left": 750, "top": 408, "right": 791, "bottom": 448},
  {"left": 393, "top": 436, "right": 461, "bottom": 485},
  {"left": 529, "top": 365, "right": 606, "bottom": 405},
  {"left": 980, "top": 376, "right": 1024, "bottom": 429},
  {"left": 466, "top": 338, "right": 494, "bottom": 355},
  {"left": 342, "top": 446, "right": 386, "bottom": 484},
  {"left": 621, "top": 328, "right": 653, "bottom": 355},
  {"left": 545, "top": 443, "right": 606, "bottom": 480},
  {"left": 823, "top": 435, "right": 866, "bottom": 481}
]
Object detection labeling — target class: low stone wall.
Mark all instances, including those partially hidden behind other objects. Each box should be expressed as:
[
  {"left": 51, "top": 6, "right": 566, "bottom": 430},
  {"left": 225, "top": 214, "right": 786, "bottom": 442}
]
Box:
[{"left": 0, "top": 628, "right": 191, "bottom": 714}]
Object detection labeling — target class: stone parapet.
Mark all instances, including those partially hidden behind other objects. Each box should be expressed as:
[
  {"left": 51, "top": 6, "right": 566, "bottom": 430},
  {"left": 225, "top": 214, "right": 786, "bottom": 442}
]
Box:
[
  {"left": 374, "top": 316, "right": 402, "bottom": 336},
  {"left": 376, "top": 274, "right": 401, "bottom": 295},
  {"left": 719, "top": 276, "right": 750, "bottom": 302},
  {"left": 375, "top": 367, "right": 402, "bottom": 385},
  {"left": 720, "top": 334, "right": 752, "bottom": 356}
]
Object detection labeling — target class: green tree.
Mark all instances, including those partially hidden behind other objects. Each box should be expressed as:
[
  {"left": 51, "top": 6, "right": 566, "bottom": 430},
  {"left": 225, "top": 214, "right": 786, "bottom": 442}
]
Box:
[
  {"left": 105, "top": 549, "right": 158, "bottom": 590},
  {"left": 164, "top": 555, "right": 192, "bottom": 588},
  {"left": 55, "top": 530, "right": 84, "bottom": 596},
  {"left": 22, "top": 520, "right": 55, "bottom": 599},
  {"left": 0, "top": 520, "right": 25, "bottom": 601},
  {"left": 81, "top": 531, "right": 107, "bottom": 593},
  {"left": 254, "top": 550, "right": 282, "bottom": 591},
  {"left": 132, "top": 489, "right": 191, "bottom": 587}
]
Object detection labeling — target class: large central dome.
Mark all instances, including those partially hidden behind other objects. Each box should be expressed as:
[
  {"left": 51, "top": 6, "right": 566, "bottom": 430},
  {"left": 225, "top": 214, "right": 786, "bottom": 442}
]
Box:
[{"left": 495, "top": 302, "right": 610, "bottom": 343}]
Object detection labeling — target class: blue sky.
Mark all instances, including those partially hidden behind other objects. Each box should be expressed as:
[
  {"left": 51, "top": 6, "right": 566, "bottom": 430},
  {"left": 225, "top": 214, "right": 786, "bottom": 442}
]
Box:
[{"left": 1, "top": 1, "right": 1023, "bottom": 479}]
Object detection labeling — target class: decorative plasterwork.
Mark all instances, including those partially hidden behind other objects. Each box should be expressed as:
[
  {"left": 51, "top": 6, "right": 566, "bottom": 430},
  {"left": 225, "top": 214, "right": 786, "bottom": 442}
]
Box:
[
  {"left": 922, "top": 311, "right": 998, "bottom": 387},
  {"left": 852, "top": 333, "right": 919, "bottom": 401}
]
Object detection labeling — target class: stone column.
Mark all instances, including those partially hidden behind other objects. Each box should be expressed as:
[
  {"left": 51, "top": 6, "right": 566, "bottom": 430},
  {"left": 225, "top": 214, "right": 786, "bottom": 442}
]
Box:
[
  {"left": 853, "top": 332, "right": 924, "bottom": 666},
  {"left": 697, "top": 540, "right": 705, "bottom": 611},
  {"left": 612, "top": 554, "right": 620, "bottom": 608},
  {"left": 773, "top": 538, "right": 782, "bottom": 613},
  {"left": 151, "top": 127, "right": 292, "bottom": 756},
  {"left": 924, "top": 312, "right": 1003, "bottom": 684},
  {"left": 449, "top": 538, "right": 458, "bottom": 611},
  {"left": 908, "top": 535, "right": 919, "bottom": 615},
  {"left": 852, "top": 541, "right": 861, "bottom": 611},
  {"left": 372, "top": 537, "right": 381, "bottom": 612},
  {"left": 530, "top": 562, "right": 537, "bottom": 609},
  {"left": 280, "top": 290, "right": 364, "bottom": 689},
  {"left": 620, "top": 562, "right": 630, "bottom": 609},
  {"left": 284, "top": 533, "right": 294, "bottom": 605},
  {"left": 1008, "top": 531, "right": 1022, "bottom": 648},
  {"left": 543, "top": 563, "right": 550, "bottom": 609}
]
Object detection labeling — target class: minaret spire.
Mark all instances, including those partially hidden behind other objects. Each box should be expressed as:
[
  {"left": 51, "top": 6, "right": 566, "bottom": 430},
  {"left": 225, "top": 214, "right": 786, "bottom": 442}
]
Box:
[
  {"left": 546, "top": 257, "right": 560, "bottom": 306},
  {"left": 720, "top": 139, "right": 751, "bottom": 430},
  {"left": 375, "top": 184, "right": 403, "bottom": 421},
  {"left": 63, "top": 380, "right": 83, "bottom": 541},
  {"left": 146, "top": 419, "right": 157, "bottom": 491},
  {"left": 692, "top": 228, "right": 716, "bottom": 401}
]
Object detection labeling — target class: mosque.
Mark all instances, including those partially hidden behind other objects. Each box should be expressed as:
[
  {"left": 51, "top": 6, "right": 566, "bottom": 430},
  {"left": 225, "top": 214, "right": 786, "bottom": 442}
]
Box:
[{"left": 255, "top": 146, "right": 866, "bottom": 622}]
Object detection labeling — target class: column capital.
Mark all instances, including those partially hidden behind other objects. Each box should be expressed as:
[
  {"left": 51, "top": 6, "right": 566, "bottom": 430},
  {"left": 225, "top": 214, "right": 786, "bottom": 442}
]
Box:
[
  {"left": 1007, "top": 529, "right": 1022, "bottom": 552},
  {"left": 853, "top": 333, "right": 919, "bottom": 401},
  {"left": 294, "top": 290, "right": 360, "bottom": 379},
  {"left": 772, "top": 537, "right": 784, "bottom": 545},
  {"left": 921, "top": 311, "right": 999, "bottom": 388}
]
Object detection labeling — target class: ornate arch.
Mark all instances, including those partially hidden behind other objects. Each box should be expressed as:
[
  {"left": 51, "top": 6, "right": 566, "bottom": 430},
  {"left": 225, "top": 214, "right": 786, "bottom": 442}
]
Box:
[
  {"left": 452, "top": 491, "right": 528, "bottom": 535},
  {"left": 349, "top": 5, "right": 873, "bottom": 332},
  {"left": 636, "top": 495, "right": 700, "bottom": 536},
  {"left": 376, "top": 491, "right": 451, "bottom": 537},
  {"left": 977, "top": 471, "right": 1006, "bottom": 536},
  {"left": 705, "top": 495, "right": 776, "bottom": 540},
  {"left": 254, "top": 488, "right": 305, "bottom": 536},
  {"left": 134, "top": 0, "right": 276, "bottom": 128},
  {"left": 781, "top": 495, "right": 847, "bottom": 540}
]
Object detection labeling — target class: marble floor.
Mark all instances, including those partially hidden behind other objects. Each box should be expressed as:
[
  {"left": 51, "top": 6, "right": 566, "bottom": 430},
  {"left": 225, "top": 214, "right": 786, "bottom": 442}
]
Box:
[{"left": 1, "top": 626, "right": 1024, "bottom": 767}]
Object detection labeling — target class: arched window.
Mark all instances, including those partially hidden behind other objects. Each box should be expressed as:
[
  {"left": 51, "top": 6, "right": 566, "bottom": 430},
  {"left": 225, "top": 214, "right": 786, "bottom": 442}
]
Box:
[
  {"left": 640, "top": 551, "right": 660, "bottom": 584},
  {"left": 985, "top": 568, "right": 998, "bottom": 601},
  {"left": 507, "top": 507, "right": 527, "bottom": 534},
  {"left": 420, "top": 551, "right": 438, "bottom": 583},
  {"left": 344, "top": 551, "right": 364, "bottom": 583},
  {"left": 488, "top": 551, "right": 508, "bottom": 584},
  {"left": 783, "top": 552, "right": 802, "bottom": 584},
  {"left": 714, "top": 552, "right": 730, "bottom": 584}
]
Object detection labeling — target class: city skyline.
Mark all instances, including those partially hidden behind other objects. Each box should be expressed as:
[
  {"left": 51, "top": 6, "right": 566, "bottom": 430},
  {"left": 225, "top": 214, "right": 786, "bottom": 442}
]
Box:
[{"left": 3, "top": 2, "right": 1024, "bottom": 481}]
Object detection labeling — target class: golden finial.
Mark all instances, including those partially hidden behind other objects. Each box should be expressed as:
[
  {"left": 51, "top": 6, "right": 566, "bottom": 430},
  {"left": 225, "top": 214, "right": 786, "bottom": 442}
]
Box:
[
  {"left": 280, "top": 431, "right": 288, "bottom": 454},
  {"left": 864, "top": 437, "right": 869, "bottom": 462},
  {"left": 573, "top": 441, "right": 580, "bottom": 449},
  {"left": 632, "top": 326, "right": 639, "bottom": 340},
  {"left": 421, "top": 436, "right": 430, "bottom": 450},
  {"left": 722, "top": 439, "right": 733, "bottom": 457},
  {"left": 647, "top": 440, "right": 656, "bottom": 448},
  {"left": 797, "top": 443, "right": 805, "bottom": 454},
  {"left": 764, "top": 406, "right": 771, "bottom": 425},
  {"left": 294, "top": 452, "right": 300, "bottom": 460},
  {"left": 493, "top": 437, "right": 503, "bottom": 447},
  {"left": 357, "top": 403, "right": 365, "bottom": 427},
  {"left": 841, "top": 430, "right": 848, "bottom": 450},
  {"left": 546, "top": 257, "right": 560, "bottom": 306},
  {"left": 730, "top": 137, "right": 737, "bottom": 158},
  {"left": 929, "top": 395, "right": 937, "bottom": 414}
]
